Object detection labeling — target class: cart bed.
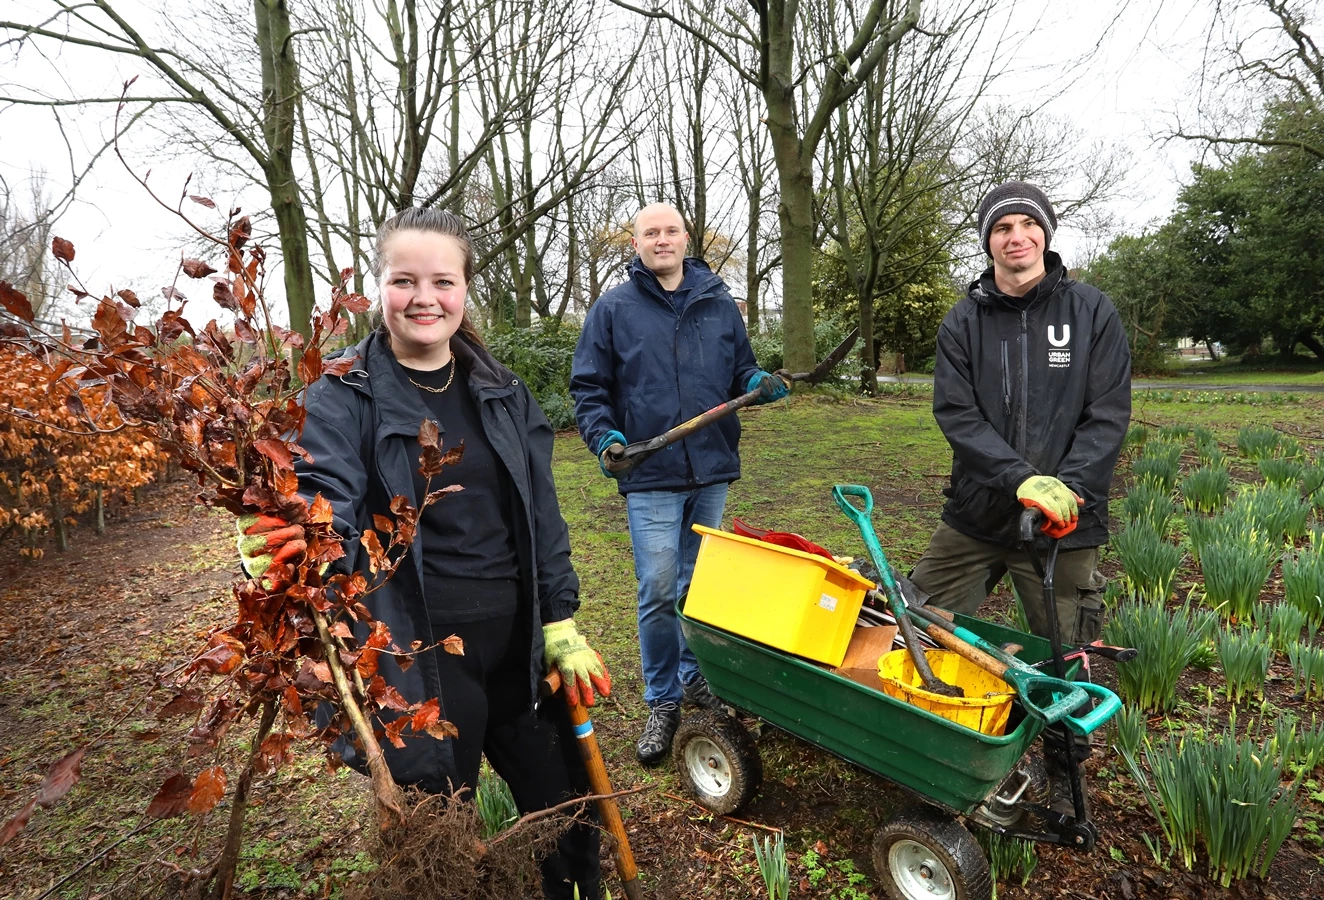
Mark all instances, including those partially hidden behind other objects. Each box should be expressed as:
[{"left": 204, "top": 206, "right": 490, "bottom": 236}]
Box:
[{"left": 680, "top": 604, "right": 1077, "bottom": 815}]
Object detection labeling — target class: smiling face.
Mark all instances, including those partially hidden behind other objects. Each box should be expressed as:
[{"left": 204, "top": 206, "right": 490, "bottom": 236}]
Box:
[
  {"left": 988, "top": 213, "right": 1046, "bottom": 286},
  {"left": 379, "top": 229, "right": 469, "bottom": 369},
  {"left": 631, "top": 204, "right": 688, "bottom": 285}
]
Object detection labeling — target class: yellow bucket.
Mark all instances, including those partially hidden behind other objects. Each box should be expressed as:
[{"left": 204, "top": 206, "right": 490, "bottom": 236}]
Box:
[
  {"left": 877, "top": 649, "right": 1015, "bottom": 736},
  {"left": 684, "top": 525, "right": 874, "bottom": 666}
]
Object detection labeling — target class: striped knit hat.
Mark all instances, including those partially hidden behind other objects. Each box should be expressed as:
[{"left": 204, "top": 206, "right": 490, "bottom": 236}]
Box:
[{"left": 978, "top": 181, "right": 1056, "bottom": 256}]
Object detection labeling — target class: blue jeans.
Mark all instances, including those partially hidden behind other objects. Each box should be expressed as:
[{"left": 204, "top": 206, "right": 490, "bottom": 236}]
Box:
[{"left": 625, "top": 483, "right": 729, "bottom": 706}]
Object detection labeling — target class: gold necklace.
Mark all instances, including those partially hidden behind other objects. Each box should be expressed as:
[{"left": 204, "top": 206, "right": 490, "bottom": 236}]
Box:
[{"left": 408, "top": 360, "right": 455, "bottom": 394}]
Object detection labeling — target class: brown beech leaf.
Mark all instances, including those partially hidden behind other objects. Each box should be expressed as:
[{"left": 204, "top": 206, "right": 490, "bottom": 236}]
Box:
[
  {"left": 36, "top": 748, "right": 86, "bottom": 808},
  {"left": 308, "top": 494, "right": 334, "bottom": 524},
  {"left": 254, "top": 438, "right": 293, "bottom": 471},
  {"left": 161, "top": 285, "right": 186, "bottom": 302},
  {"left": 411, "top": 698, "right": 440, "bottom": 732},
  {"left": 392, "top": 652, "right": 415, "bottom": 673},
  {"left": 228, "top": 216, "right": 252, "bottom": 251},
  {"left": 0, "top": 281, "right": 35, "bottom": 323},
  {"left": 116, "top": 288, "right": 140, "bottom": 307},
  {"left": 212, "top": 281, "right": 238, "bottom": 312},
  {"left": 322, "top": 356, "right": 355, "bottom": 377},
  {"left": 329, "top": 620, "right": 353, "bottom": 639},
  {"left": 157, "top": 689, "right": 204, "bottom": 719},
  {"left": 181, "top": 258, "right": 217, "bottom": 279},
  {"left": 383, "top": 718, "right": 409, "bottom": 750},
  {"left": 0, "top": 797, "right": 36, "bottom": 847},
  {"left": 298, "top": 343, "right": 322, "bottom": 386},
  {"left": 360, "top": 530, "right": 385, "bottom": 575},
  {"left": 187, "top": 767, "right": 226, "bottom": 815},
  {"left": 418, "top": 419, "right": 440, "bottom": 449},
  {"left": 310, "top": 660, "right": 332, "bottom": 684},
  {"left": 442, "top": 635, "right": 464, "bottom": 656},
  {"left": 51, "top": 236, "right": 75, "bottom": 263},
  {"left": 190, "top": 194, "right": 217, "bottom": 208},
  {"left": 256, "top": 734, "right": 292, "bottom": 775},
  {"left": 342, "top": 292, "right": 370, "bottom": 313},
  {"left": 147, "top": 773, "right": 193, "bottom": 819},
  {"left": 425, "top": 720, "right": 460, "bottom": 741}
]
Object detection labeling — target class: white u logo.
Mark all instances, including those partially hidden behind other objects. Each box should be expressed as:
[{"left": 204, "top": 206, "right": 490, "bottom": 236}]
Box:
[{"left": 1047, "top": 324, "right": 1071, "bottom": 347}]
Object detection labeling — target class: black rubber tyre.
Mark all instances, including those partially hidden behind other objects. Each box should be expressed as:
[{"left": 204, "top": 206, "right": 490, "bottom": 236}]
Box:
[
  {"left": 872, "top": 807, "right": 991, "bottom": 900},
  {"left": 671, "top": 712, "right": 762, "bottom": 816}
]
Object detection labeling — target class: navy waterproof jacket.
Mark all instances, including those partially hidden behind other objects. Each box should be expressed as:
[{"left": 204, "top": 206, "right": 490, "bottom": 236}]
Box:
[
  {"left": 570, "top": 257, "right": 762, "bottom": 493},
  {"left": 933, "top": 251, "right": 1132, "bottom": 550},
  {"left": 296, "top": 330, "right": 579, "bottom": 791}
]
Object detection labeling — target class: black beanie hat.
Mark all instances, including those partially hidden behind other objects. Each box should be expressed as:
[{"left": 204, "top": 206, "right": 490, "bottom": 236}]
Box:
[{"left": 978, "top": 181, "right": 1056, "bottom": 256}]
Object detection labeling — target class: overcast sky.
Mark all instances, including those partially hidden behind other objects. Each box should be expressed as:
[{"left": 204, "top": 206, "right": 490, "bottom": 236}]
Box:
[{"left": 0, "top": 0, "right": 1261, "bottom": 324}]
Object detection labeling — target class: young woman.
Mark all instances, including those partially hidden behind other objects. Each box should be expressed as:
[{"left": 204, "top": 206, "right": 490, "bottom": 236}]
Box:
[{"left": 238, "top": 207, "right": 610, "bottom": 899}]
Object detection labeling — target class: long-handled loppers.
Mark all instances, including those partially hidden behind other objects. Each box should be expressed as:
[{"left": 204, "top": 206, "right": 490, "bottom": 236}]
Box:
[{"left": 602, "top": 328, "right": 859, "bottom": 475}]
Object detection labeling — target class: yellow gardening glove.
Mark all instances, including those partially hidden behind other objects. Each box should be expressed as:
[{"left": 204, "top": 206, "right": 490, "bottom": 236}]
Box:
[
  {"left": 542, "top": 619, "right": 612, "bottom": 707},
  {"left": 1015, "top": 476, "right": 1084, "bottom": 537},
  {"left": 236, "top": 513, "right": 306, "bottom": 579}
]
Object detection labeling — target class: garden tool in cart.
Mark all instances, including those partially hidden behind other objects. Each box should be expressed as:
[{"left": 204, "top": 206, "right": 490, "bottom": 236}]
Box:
[
  {"left": 601, "top": 327, "right": 859, "bottom": 475},
  {"left": 832, "top": 484, "right": 965, "bottom": 698},
  {"left": 542, "top": 669, "right": 644, "bottom": 900}
]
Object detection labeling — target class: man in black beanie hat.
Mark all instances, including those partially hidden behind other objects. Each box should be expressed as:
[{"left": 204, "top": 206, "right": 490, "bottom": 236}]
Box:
[{"left": 909, "top": 179, "right": 1131, "bottom": 817}]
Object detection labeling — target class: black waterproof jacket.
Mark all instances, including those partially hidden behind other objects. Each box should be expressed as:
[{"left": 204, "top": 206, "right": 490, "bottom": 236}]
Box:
[
  {"left": 295, "top": 330, "right": 579, "bottom": 791},
  {"left": 933, "top": 252, "right": 1131, "bottom": 550},
  {"left": 570, "top": 256, "right": 761, "bottom": 493}
]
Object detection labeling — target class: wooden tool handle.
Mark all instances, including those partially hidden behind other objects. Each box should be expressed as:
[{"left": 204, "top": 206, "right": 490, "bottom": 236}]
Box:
[
  {"left": 917, "top": 621, "right": 1009, "bottom": 678},
  {"left": 541, "top": 671, "right": 643, "bottom": 898}
]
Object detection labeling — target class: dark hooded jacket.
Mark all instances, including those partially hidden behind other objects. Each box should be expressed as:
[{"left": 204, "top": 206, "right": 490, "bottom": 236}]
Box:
[
  {"left": 295, "top": 330, "right": 579, "bottom": 791},
  {"left": 933, "top": 251, "right": 1131, "bottom": 549},
  {"left": 570, "top": 256, "right": 762, "bottom": 493}
]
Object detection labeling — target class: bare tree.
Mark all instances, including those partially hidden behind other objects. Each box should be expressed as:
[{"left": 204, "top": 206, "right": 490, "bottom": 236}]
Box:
[
  {"left": 1173, "top": 0, "right": 1324, "bottom": 160},
  {"left": 610, "top": 0, "right": 920, "bottom": 371}
]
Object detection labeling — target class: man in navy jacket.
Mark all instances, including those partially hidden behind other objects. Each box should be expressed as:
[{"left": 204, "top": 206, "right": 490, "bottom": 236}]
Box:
[{"left": 571, "top": 203, "right": 786, "bottom": 765}]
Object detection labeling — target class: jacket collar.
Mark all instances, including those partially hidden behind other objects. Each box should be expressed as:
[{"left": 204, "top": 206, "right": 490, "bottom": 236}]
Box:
[
  {"left": 969, "top": 250, "right": 1067, "bottom": 310},
  {"left": 338, "top": 330, "right": 518, "bottom": 425},
  {"left": 628, "top": 255, "right": 723, "bottom": 304}
]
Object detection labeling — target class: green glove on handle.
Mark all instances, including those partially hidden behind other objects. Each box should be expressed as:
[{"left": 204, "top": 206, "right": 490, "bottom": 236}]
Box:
[
  {"left": 1015, "top": 476, "right": 1084, "bottom": 539},
  {"left": 542, "top": 619, "right": 612, "bottom": 707},
  {"left": 236, "top": 513, "right": 307, "bottom": 579},
  {"left": 597, "top": 430, "right": 627, "bottom": 479}
]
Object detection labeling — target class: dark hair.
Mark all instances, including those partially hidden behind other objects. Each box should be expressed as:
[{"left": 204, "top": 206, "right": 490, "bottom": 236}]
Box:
[{"left": 372, "top": 207, "right": 484, "bottom": 347}]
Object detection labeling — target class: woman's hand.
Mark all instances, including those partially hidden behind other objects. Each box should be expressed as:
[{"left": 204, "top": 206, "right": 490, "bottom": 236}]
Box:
[
  {"left": 236, "top": 514, "right": 307, "bottom": 579},
  {"left": 542, "top": 619, "right": 613, "bottom": 707}
]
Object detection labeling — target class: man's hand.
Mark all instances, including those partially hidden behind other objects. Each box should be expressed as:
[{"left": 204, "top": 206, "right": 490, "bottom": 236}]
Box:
[
  {"left": 1016, "top": 476, "right": 1084, "bottom": 538},
  {"left": 542, "top": 619, "right": 612, "bottom": 707},
  {"left": 596, "top": 430, "right": 627, "bottom": 478},
  {"left": 747, "top": 370, "right": 790, "bottom": 405},
  {"left": 236, "top": 514, "right": 306, "bottom": 579}
]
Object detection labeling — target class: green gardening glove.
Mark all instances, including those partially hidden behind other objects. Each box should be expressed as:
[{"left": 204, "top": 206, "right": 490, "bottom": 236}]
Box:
[
  {"left": 542, "top": 619, "right": 612, "bottom": 707},
  {"left": 236, "top": 513, "right": 307, "bottom": 579},
  {"left": 1015, "top": 476, "right": 1085, "bottom": 537}
]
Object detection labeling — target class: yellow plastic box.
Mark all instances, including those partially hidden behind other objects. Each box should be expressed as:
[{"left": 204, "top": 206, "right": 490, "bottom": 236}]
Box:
[{"left": 683, "top": 524, "right": 875, "bottom": 666}]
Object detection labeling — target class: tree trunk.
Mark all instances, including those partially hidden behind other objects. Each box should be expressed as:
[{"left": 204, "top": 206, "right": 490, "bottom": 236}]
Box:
[
  {"left": 773, "top": 159, "right": 818, "bottom": 373},
  {"left": 51, "top": 492, "right": 68, "bottom": 553},
  {"left": 254, "top": 0, "right": 318, "bottom": 341},
  {"left": 94, "top": 487, "right": 105, "bottom": 536},
  {"left": 1296, "top": 331, "right": 1324, "bottom": 361}
]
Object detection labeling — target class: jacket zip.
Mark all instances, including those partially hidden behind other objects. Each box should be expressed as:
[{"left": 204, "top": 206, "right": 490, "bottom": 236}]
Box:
[
  {"left": 1018, "top": 310, "right": 1029, "bottom": 452},
  {"left": 1000, "top": 340, "right": 1011, "bottom": 416}
]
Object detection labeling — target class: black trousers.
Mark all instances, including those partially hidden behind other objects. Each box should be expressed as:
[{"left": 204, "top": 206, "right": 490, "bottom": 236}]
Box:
[{"left": 431, "top": 611, "right": 601, "bottom": 900}]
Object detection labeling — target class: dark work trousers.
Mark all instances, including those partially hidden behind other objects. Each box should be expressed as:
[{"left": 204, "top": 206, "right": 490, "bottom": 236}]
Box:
[
  {"left": 909, "top": 522, "right": 1106, "bottom": 647},
  {"left": 430, "top": 610, "right": 601, "bottom": 900}
]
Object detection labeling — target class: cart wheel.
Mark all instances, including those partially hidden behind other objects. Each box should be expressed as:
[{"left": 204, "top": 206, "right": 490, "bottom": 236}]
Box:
[
  {"left": 671, "top": 712, "right": 762, "bottom": 815},
  {"left": 872, "top": 807, "right": 991, "bottom": 900}
]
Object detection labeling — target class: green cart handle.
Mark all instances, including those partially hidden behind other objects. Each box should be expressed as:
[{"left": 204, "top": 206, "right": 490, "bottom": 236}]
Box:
[
  {"left": 1004, "top": 671, "right": 1088, "bottom": 728},
  {"left": 1064, "top": 682, "right": 1123, "bottom": 736}
]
